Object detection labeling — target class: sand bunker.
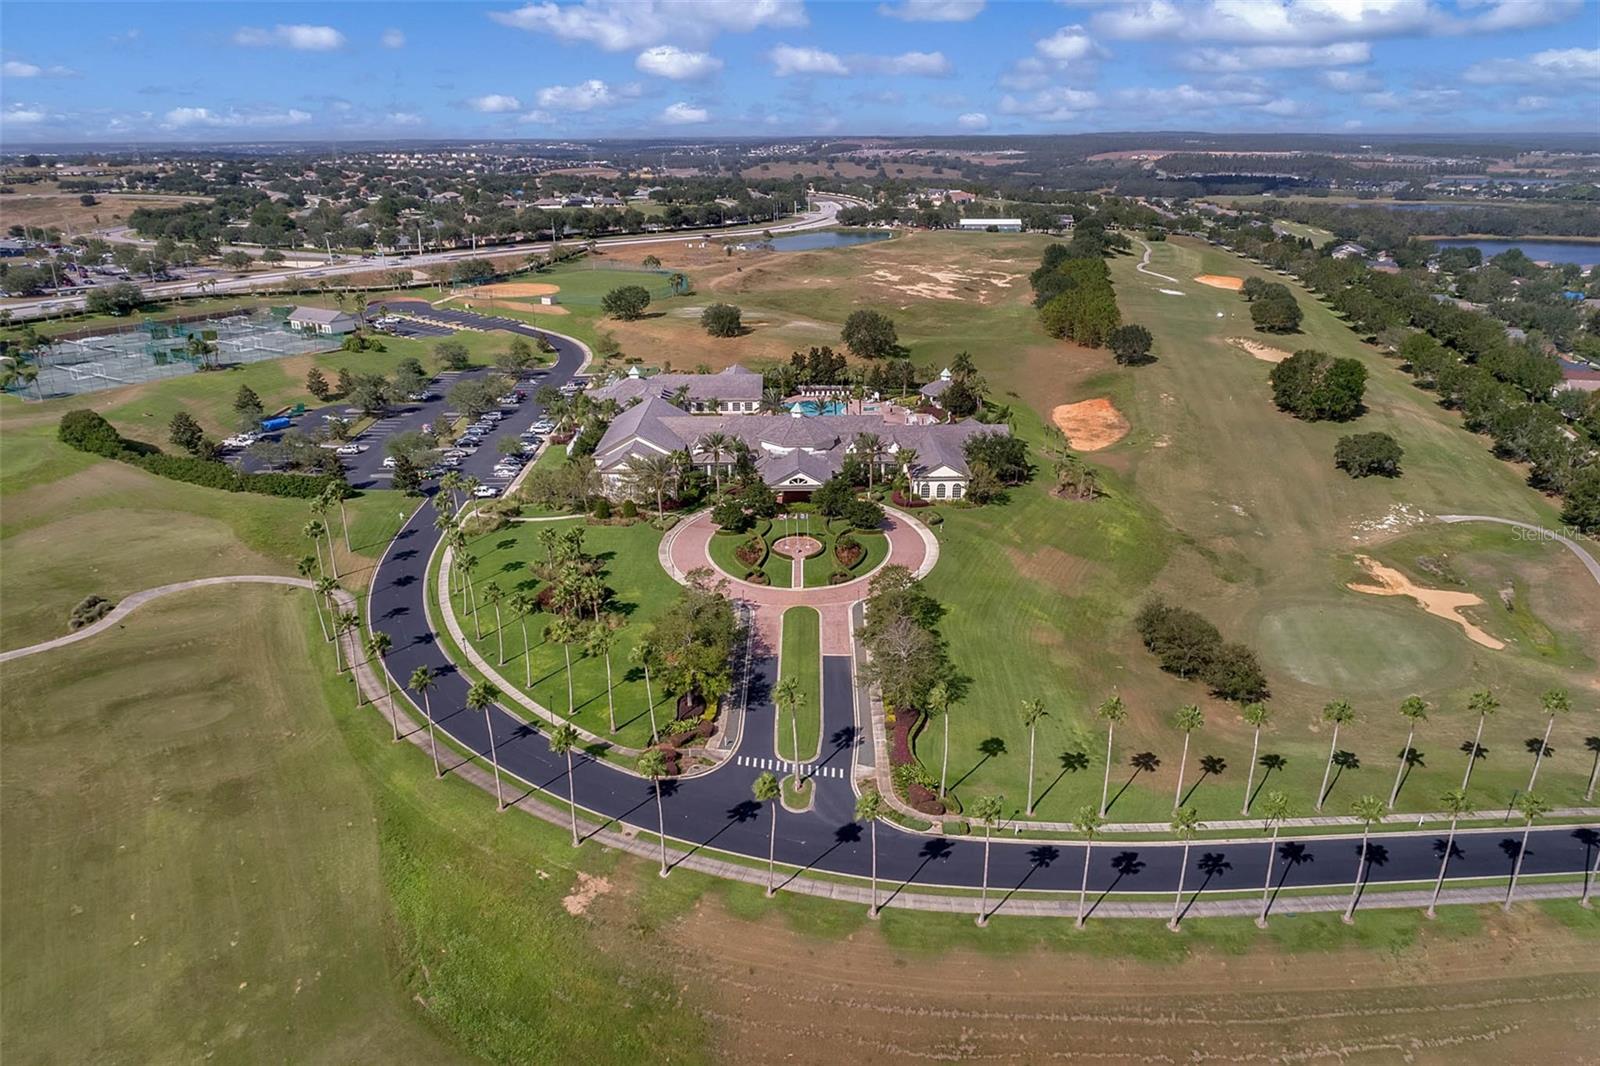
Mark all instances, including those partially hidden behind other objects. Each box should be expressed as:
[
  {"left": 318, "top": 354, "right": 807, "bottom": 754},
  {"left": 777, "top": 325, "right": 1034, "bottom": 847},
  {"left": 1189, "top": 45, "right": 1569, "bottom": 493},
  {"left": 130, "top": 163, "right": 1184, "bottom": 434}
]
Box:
[
  {"left": 1195, "top": 274, "right": 1245, "bottom": 291},
  {"left": 1347, "top": 555, "right": 1505, "bottom": 650},
  {"left": 1159, "top": 288, "right": 1186, "bottom": 296},
  {"left": 469, "top": 282, "right": 561, "bottom": 298},
  {"left": 1052, "top": 398, "right": 1129, "bottom": 451},
  {"left": 865, "top": 261, "right": 1022, "bottom": 302},
  {"left": 1227, "top": 337, "right": 1291, "bottom": 363}
]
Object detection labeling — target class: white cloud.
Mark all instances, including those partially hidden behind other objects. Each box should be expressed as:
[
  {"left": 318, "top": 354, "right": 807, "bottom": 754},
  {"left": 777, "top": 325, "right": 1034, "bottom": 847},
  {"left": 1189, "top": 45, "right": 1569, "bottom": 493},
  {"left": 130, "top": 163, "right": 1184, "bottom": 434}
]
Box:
[
  {"left": 387, "top": 111, "right": 425, "bottom": 125},
  {"left": 489, "top": 0, "right": 805, "bottom": 51},
  {"left": 1513, "top": 95, "right": 1553, "bottom": 111},
  {"left": 660, "top": 101, "right": 710, "bottom": 124},
  {"left": 232, "top": 24, "right": 347, "bottom": 51},
  {"left": 770, "top": 44, "right": 850, "bottom": 76},
  {"left": 2, "top": 103, "right": 50, "bottom": 124},
  {"left": 1184, "top": 41, "right": 1370, "bottom": 71},
  {"left": 998, "top": 56, "right": 1051, "bottom": 91},
  {"left": 3, "top": 60, "right": 75, "bottom": 78},
  {"left": 635, "top": 45, "right": 723, "bottom": 80},
  {"left": 1464, "top": 47, "right": 1600, "bottom": 85},
  {"left": 535, "top": 79, "right": 638, "bottom": 110},
  {"left": 380, "top": 28, "right": 407, "bottom": 48},
  {"left": 1359, "top": 87, "right": 1463, "bottom": 112},
  {"left": 956, "top": 111, "right": 989, "bottom": 129},
  {"left": 998, "top": 86, "right": 1099, "bottom": 121},
  {"left": 1115, "top": 83, "right": 1273, "bottom": 111},
  {"left": 1091, "top": 0, "right": 1578, "bottom": 46},
  {"left": 162, "top": 106, "right": 313, "bottom": 129},
  {"left": 1036, "top": 24, "right": 1105, "bottom": 64},
  {"left": 878, "top": 0, "right": 985, "bottom": 21},
  {"left": 1318, "top": 69, "right": 1381, "bottom": 92},
  {"left": 468, "top": 94, "right": 523, "bottom": 112}
]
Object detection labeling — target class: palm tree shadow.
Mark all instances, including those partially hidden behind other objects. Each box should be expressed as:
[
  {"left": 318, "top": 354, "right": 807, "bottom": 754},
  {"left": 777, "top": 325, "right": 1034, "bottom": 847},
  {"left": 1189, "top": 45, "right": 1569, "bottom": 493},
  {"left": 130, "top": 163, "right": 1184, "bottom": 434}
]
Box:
[
  {"left": 1394, "top": 747, "right": 1426, "bottom": 802},
  {"left": 1035, "top": 750, "right": 1090, "bottom": 809},
  {"left": 1083, "top": 850, "right": 1146, "bottom": 922},
  {"left": 1176, "top": 851, "right": 1233, "bottom": 924},
  {"left": 1460, "top": 738, "right": 1490, "bottom": 762},
  {"left": 1180, "top": 755, "right": 1227, "bottom": 806},
  {"left": 1263, "top": 841, "right": 1314, "bottom": 918},
  {"left": 669, "top": 799, "right": 760, "bottom": 870},
  {"left": 1586, "top": 737, "right": 1600, "bottom": 788},
  {"left": 879, "top": 837, "right": 955, "bottom": 910},
  {"left": 1348, "top": 842, "right": 1390, "bottom": 913},
  {"left": 583, "top": 778, "right": 676, "bottom": 843},
  {"left": 1107, "top": 753, "right": 1160, "bottom": 815},
  {"left": 949, "top": 737, "right": 1007, "bottom": 793},
  {"left": 776, "top": 822, "right": 862, "bottom": 892},
  {"left": 1320, "top": 750, "right": 1361, "bottom": 807},
  {"left": 987, "top": 845, "right": 1060, "bottom": 920},
  {"left": 1249, "top": 753, "right": 1288, "bottom": 808}
]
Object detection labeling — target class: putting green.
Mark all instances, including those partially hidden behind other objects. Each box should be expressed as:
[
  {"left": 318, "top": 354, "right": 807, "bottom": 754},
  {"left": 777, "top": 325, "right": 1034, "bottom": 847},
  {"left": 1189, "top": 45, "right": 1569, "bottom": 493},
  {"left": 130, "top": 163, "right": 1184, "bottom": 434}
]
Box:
[{"left": 1256, "top": 602, "right": 1464, "bottom": 692}]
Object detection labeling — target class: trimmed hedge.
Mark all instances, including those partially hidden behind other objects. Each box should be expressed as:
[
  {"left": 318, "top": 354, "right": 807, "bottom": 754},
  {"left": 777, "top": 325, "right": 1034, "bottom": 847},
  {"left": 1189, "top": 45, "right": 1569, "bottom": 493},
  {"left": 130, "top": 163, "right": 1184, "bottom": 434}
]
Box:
[{"left": 58, "top": 409, "right": 347, "bottom": 500}]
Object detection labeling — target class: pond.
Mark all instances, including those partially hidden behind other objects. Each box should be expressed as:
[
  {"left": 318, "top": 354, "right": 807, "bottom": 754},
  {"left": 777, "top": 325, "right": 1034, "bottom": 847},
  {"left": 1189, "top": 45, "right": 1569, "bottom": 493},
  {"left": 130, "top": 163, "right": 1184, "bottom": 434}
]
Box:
[
  {"left": 1429, "top": 238, "right": 1600, "bottom": 267},
  {"left": 767, "top": 229, "right": 893, "bottom": 252}
]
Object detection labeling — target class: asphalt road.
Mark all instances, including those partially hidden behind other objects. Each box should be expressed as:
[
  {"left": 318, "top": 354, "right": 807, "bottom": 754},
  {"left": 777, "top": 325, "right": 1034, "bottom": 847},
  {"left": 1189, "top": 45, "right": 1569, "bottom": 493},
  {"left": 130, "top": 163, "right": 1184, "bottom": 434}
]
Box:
[{"left": 358, "top": 323, "right": 1599, "bottom": 901}]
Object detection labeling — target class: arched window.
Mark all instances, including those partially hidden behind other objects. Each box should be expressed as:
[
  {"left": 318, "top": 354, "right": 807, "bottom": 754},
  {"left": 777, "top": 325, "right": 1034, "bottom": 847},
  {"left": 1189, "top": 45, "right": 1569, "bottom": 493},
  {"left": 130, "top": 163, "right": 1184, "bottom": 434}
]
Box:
[
  {"left": 918, "top": 482, "right": 929, "bottom": 497},
  {"left": 952, "top": 484, "right": 964, "bottom": 499},
  {"left": 936, "top": 482, "right": 947, "bottom": 498}
]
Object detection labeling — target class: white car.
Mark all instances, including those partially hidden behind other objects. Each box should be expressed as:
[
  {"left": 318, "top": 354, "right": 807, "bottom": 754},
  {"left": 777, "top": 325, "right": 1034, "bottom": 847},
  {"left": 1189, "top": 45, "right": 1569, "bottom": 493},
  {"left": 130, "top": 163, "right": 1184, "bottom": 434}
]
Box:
[
  {"left": 531, "top": 420, "right": 555, "bottom": 433},
  {"left": 481, "top": 411, "right": 504, "bottom": 422},
  {"left": 335, "top": 444, "right": 362, "bottom": 456},
  {"left": 381, "top": 456, "right": 397, "bottom": 468},
  {"left": 472, "top": 485, "right": 499, "bottom": 498},
  {"left": 520, "top": 441, "right": 540, "bottom": 454}
]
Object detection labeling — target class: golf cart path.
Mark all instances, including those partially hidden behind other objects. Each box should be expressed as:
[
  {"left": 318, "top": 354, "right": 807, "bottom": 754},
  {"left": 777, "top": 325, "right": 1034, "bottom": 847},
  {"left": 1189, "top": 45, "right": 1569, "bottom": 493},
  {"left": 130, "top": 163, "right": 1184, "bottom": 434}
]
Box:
[
  {"left": 0, "top": 575, "right": 314, "bottom": 664},
  {"left": 1438, "top": 515, "right": 1600, "bottom": 587},
  {"left": 1135, "top": 239, "right": 1182, "bottom": 284}
]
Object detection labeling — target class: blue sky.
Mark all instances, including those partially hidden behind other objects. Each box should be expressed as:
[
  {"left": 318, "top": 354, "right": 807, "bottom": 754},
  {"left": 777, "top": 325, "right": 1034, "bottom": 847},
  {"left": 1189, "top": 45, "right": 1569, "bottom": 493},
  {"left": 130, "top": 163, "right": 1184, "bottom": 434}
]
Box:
[{"left": 2, "top": 1, "right": 1597, "bottom": 143}]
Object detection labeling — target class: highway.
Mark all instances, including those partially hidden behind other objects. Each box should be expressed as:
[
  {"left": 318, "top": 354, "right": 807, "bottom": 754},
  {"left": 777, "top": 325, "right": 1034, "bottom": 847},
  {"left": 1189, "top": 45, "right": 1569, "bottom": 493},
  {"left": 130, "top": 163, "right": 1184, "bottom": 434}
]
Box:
[{"left": 358, "top": 313, "right": 1600, "bottom": 907}]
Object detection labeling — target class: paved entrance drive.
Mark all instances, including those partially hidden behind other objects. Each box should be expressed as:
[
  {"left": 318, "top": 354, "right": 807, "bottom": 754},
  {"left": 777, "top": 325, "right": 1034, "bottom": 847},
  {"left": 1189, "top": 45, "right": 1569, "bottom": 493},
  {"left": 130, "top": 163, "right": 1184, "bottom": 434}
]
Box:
[{"left": 663, "top": 508, "right": 935, "bottom": 653}]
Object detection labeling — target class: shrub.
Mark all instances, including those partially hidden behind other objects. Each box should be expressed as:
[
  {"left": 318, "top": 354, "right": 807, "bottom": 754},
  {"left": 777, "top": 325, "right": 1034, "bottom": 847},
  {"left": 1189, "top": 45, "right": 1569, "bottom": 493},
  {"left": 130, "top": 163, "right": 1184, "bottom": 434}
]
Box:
[
  {"left": 828, "top": 569, "right": 854, "bottom": 585},
  {"left": 620, "top": 498, "right": 638, "bottom": 519},
  {"left": 843, "top": 496, "right": 885, "bottom": 530},
  {"left": 1270, "top": 349, "right": 1367, "bottom": 422},
  {"left": 1251, "top": 291, "right": 1302, "bottom": 333},
  {"left": 601, "top": 285, "right": 651, "bottom": 320},
  {"left": 841, "top": 309, "right": 899, "bottom": 359},
  {"left": 1335, "top": 431, "right": 1404, "bottom": 478},
  {"left": 591, "top": 497, "right": 612, "bottom": 519},
  {"left": 58, "top": 409, "right": 125, "bottom": 456},
  {"left": 734, "top": 535, "right": 766, "bottom": 568},
  {"left": 68, "top": 595, "right": 115, "bottom": 630},
  {"left": 834, "top": 534, "right": 864, "bottom": 569},
  {"left": 1135, "top": 599, "right": 1268, "bottom": 701},
  {"left": 1108, "top": 323, "right": 1154, "bottom": 365},
  {"left": 700, "top": 303, "right": 742, "bottom": 337}
]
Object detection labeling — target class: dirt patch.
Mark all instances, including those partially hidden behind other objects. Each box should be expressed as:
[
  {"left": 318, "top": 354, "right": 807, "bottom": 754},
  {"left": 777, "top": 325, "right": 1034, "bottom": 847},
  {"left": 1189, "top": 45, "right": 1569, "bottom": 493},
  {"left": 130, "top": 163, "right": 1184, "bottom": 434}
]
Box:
[
  {"left": 455, "top": 297, "right": 569, "bottom": 316},
  {"left": 467, "top": 282, "right": 562, "bottom": 298},
  {"left": 1226, "top": 336, "right": 1291, "bottom": 363},
  {"left": 1195, "top": 274, "right": 1245, "bottom": 291},
  {"left": 1051, "top": 398, "right": 1129, "bottom": 451},
  {"left": 560, "top": 871, "right": 613, "bottom": 916},
  {"left": 1348, "top": 555, "right": 1506, "bottom": 650},
  {"left": 1003, "top": 544, "right": 1098, "bottom": 594}
]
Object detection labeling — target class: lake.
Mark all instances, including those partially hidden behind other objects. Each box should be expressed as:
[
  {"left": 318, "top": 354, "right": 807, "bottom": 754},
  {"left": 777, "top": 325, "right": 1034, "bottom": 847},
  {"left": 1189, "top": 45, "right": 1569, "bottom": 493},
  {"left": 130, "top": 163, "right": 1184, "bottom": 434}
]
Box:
[
  {"left": 767, "top": 229, "right": 893, "bottom": 252},
  {"left": 1429, "top": 238, "right": 1600, "bottom": 267}
]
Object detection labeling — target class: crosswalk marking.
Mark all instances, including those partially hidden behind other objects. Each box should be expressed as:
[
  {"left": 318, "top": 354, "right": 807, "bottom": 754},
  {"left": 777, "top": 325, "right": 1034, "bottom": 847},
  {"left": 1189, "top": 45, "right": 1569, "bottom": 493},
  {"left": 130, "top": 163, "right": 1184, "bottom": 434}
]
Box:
[{"left": 734, "top": 755, "right": 847, "bottom": 779}]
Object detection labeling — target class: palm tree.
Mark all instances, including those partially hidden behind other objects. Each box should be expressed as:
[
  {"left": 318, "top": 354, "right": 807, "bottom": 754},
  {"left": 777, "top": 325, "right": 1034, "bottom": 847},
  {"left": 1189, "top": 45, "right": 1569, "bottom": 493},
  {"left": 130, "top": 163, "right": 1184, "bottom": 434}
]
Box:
[
  {"left": 1239, "top": 701, "right": 1271, "bottom": 815},
  {"left": 1171, "top": 704, "right": 1205, "bottom": 810},
  {"left": 546, "top": 616, "right": 582, "bottom": 716},
  {"left": 1166, "top": 807, "right": 1203, "bottom": 931},
  {"left": 638, "top": 748, "right": 670, "bottom": 877},
  {"left": 1342, "top": 795, "right": 1387, "bottom": 924},
  {"left": 1021, "top": 697, "right": 1049, "bottom": 816},
  {"left": 482, "top": 581, "right": 506, "bottom": 664},
  {"left": 629, "top": 639, "right": 660, "bottom": 741},
  {"left": 753, "top": 771, "right": 783, "bottom": 895},
  {"left": 625, "top": 453, "right": 675, "bottom": 515},
  {"left": 365, "top": 631, "right": 395, "bottom": 737},
  {"left": 309, "top": 498, "right": 339, "bottom": 577},
  {"left": 298, "top": 556, "right": 330, "bottom": 640},
  {"left": 1073, "top": 804, "right": 1105, "bottom": 929},
  {"left": 334, "top": 611, "right": 359, "bottom": 673},
  {"left": 466, "top": 679, "right": 506, "bottom": 810},
  {"left": 315, "top": 576, "right": 339, "bottom": 642},
  {"left": 1527, "top": 688, "right": 1570, "bottom": 792},
  {"left": 775, "top": 676, "right": 802, "bottom": 775},
  {"left": 1426, "top": 787, "right": 1475, "bottom": 918},
  {"left": 1460, "top": 689, "right": 1499, "bottom": 791},
  {"left": 1503, "top": 791, "right": 1551, "bottom": 911},
  {"left": 409, "top": 666, "right": 443, "bottom": 778},
  {"left": 1096, "top": 694, "right": 1127, "bottom": 816},
  {"left": 856, "top": 789, "right": 883, "bottom": 917},
  {"left": 971, "top": 794, "right": 1006, "bottom": 926},
  {"left": 509, "top": 592, "right": 537, "bottom": 687},
  {"left": 698, "top": 430, "right": 733, "bottom": 491},
  {"left": 1315, "top": 699, "right": 1357, "bottom": 811},
  {"left": 853, "top": 431, "right": 884, "bottom": 489},
  {"left": 1388, "top": 696, "right": 1429, "bottom": 809},
  {"left": 929, "top": 681, "right": 954, "bottom": 799},
  {"left": 586, "top": 621, "right": 620, "bottom": 733},
  {"left": 1254, "top": 790, "right": 1295, "bottom": 928},
  {"left": 303, "top": 519, "right": 328, "bottom": 576},
  {"left": 550, "top": 723, "right": 583, "bottom": 847},
  {"left": 456, "top": 552, "right": 481, "bottom": 636}
]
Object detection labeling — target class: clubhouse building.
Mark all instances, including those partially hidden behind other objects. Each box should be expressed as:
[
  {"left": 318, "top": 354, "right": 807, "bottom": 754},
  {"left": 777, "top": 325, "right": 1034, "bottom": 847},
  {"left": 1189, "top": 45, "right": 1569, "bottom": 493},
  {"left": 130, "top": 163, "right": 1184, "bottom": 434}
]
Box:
[{"left": 589, "top": 366, "right": 1005, "bottom": 502}]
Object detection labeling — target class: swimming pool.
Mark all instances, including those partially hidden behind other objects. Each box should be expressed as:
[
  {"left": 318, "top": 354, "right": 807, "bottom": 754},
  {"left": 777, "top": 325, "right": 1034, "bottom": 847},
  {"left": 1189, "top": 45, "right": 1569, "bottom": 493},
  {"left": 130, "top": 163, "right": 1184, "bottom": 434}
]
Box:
[{"left": 790, "top": 400, "right": 847, "bottom": 416}]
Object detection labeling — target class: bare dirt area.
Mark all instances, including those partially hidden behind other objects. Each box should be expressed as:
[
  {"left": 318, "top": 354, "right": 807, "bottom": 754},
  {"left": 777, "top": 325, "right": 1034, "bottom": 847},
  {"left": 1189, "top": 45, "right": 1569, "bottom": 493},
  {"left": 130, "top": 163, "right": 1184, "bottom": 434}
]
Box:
[
  {"left": 1195, "top": 274, "right": 1246, "bottom": 291},
  {"left": 1348, "top": 555, "right": 1506, "bottom": 650},
  {"left": 1226, "top": 336, "right": 1292, "bottom": 362},
  {"left": 467, "top": 282, "right": 562, "bottom": 298},
  {"left": 660, "top": 900, "right": 1600, "bottom": 1065},
  {"left": 1052, "top": 398, "right": 1130, "bottom": 451},
  {"left": 0, "top": 192, "right": 209, "bottom": 232}
]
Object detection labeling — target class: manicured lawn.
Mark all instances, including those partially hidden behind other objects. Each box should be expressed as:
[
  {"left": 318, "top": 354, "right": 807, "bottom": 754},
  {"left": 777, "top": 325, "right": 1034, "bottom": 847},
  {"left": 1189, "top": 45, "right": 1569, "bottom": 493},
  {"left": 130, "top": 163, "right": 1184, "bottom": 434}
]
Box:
[
  {"left": 706, "top": 522, "right": 792, "bottom": 587},
  {"left": 776, "top": 605, "right": 821, "bottom": 764},
  {"left": 447, "top": 519, "right": 679, "bottom": 748},
  {"left": 801, "top": 525, "right": 888, "bottom": 587}
]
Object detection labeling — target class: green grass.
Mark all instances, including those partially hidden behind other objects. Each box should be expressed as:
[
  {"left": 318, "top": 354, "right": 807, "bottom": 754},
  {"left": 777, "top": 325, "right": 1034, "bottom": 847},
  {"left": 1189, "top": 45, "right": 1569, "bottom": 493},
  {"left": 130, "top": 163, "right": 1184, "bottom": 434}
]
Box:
[
  {"left": 776, "top": 605, "right": 821, "bottom": 764},
  {"left": 443, "top": 519, "right": 679, "bottom": 748}
]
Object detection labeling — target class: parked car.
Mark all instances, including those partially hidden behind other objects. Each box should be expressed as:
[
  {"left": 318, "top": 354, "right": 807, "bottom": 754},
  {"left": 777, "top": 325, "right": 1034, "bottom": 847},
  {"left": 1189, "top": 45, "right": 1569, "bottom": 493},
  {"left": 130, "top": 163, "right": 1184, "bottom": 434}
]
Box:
[
  {"left": 381, "top": 456, "right": 397, "bottom": 468},
  {"left": 520, "top": 441, "right": 540, "bottom": 454},
  {"left": 472, "top": 485, "right": 499, "bottom": 498},
  {"left": 335, "top": 444, "right": 362, "bottom": 456}
]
